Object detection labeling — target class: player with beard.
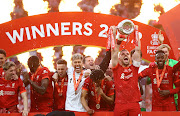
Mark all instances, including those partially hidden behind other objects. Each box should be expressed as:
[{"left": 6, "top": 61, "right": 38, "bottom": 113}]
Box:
[
  {"left": 111, "top": 26, "right": 142, "bottom": 116},
  {"left": 53, "top": 59, "right": 68, "bottom": 111},
  {"left": 0, "top": 49, "right": 6, "bottom": 77},
  {"left": 65, "top": 53, "right": 87, "bottom": 112},
  {"left": 0, "top": 61, "right": 28, "bottom": 116},
  {"left": 139, "top": 50, "right": 180, "bottom": 111},
  {"left": 23, "top": 56, "right": 53, "bottom": 112}
]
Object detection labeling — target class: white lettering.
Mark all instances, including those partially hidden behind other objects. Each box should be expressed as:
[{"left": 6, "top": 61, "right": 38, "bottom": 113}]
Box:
[
  {"left": 72, "top": 22, "right": 82, "bottom": 35},
  {"left": 32, "top": 24, "right": 45, "bottom": 39},
  {"left": 61, "top": 22, "right": 71, "bottom": 35},
  {"left": 46, "top": 23, "right": 59, "bottom": 37},
  {"left": 83, "top": 22, "right": 92, "bottom": 36},
  {"left": 6, "top": 28, "right": 24, "bottom": 44},
  {"left": 25, "top": 27, "right": 31, "bottom": 40},
  {"left": 98, "top": 24, "right": 108, "bottom": 38}
]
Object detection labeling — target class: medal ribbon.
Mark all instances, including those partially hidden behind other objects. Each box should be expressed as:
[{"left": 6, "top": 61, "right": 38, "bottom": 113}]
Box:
[
  {"left": 55, "top": 77, "right": 65, "bottom": 96},
  {"left": 156, "top": 65, "right": 166, "bottom": 88},
  {"left": 134, "top": 25, "right": 139, "bottom": 46},
  {"left": 106, "top": 27, "right": 115, "bottom": 51},
  {"left": 31, "top": 66, "right": 41, "bottom": 81},
  {"left": 93, "top": 79, "right": 104, "bottom": 104},
  {"left": 73, "top": 70, "right": 83, "bottom": 93}
]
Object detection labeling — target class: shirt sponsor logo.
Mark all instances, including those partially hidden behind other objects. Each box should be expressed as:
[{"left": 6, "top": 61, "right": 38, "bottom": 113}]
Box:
[
  {"left": 0, "top": 90, "right": 15, "bottom": 96},
  {"left": 120, "top": 73, "right": 133, "bottom": 80}
]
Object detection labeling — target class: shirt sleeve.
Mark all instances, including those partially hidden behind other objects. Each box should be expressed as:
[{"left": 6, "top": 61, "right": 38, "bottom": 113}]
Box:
[
  {"left": 82, "top": 77, "right": 90, "bottom": 91},
  {"left": 19, "top": 78, "right": 26, "bottom": 94},
  {"left": 106, "top": 80, "right": 115, "bottom": 96},
  {"left": 139, "top": 68, "right": 151, "bottom": 79},
  {"left": 41, "top": 68, "right": 50, "bottom": 80}
]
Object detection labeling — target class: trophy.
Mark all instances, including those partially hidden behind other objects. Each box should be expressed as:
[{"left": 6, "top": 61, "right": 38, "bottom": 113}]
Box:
[{"left": 116, "top": 19, "right": 135, "bottom": 44}]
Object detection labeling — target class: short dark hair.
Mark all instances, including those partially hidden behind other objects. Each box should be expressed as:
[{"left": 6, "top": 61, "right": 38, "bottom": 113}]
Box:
[
  {"left": 130, "top": 49, "right": 142, "bottom": 58},
  {"left": 155, "top": 50, "right": 165, "bottom": 55},
  {"left": 28, "top": 56, "right": 40, "bottom": 65},
  {"left": 56, "top": 59, "right": 67, "bottom": 65},
  {"left": 83, "top": 56, "right": 91, "bottom": 64},
  {"left": 0, "top": 49, "right": 6, "bottom": 57},
  {"left": 90, "top": 69, "right": 105, "bottom": 81}
]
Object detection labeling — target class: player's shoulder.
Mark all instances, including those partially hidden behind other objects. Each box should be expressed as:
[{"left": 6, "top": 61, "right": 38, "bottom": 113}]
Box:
[{"left": 40, "top": 67, "right": 50, "bottom": 74}]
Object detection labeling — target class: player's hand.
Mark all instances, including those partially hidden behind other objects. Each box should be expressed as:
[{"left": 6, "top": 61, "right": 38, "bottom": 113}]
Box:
[
  {"left": 16, "top": 64, "right": 22, "bottom": 77},
  {"left": 96, "top": 87, "right": 103, "bottom": 96},
  {"left": 111, "top": 26, "right": 117, "bottom": 34},
  {"left": 94, "top": 65, "right": 100, "bottom": 70},
  {"left": 84, "top": 69, "right": 91, "bottom": 78},
  {"left": 158, "top": 30, "right": 164, "bottom": 44},
  {"left": 52, "top": 72, "right": 58, "bottom": 82},
  {"left": 87, "top": 109, "right": 94, "bottom": 115},
  {"left": 22, "top": 110, "right": 28, "bottom": 116},
  {"left": 159, "top": 90, "right": 170, "bottom": 97},
  {"left": 105, "top": 75, "right": 112, "bottom": 81}
]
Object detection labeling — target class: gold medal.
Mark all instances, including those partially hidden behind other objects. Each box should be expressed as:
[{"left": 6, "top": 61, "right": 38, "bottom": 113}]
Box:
[{"left": 96, "top": 104, "right": 100, "bottom": 109}]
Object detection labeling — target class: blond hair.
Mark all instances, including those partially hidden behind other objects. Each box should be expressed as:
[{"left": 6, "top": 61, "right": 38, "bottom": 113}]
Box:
[
  {"left": 72, "top": 53, "right": 83, "bottom": 61},
  {"left": 158, "top": 44, "right": 171, "bottom": 51},
  {"left": 3, "top": 61, "right": 16, "bottom": 71}
]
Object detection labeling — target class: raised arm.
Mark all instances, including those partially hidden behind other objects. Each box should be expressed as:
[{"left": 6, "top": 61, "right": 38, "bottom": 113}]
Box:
[
  {"left": 99, "top": 49, "right": 111, "bottom": 73},
  {"left": 131, "top": 25, "right": 141, "bottom": 63},
  {"left": 111, "top": 26, "right": 121, "bottom": 68}
]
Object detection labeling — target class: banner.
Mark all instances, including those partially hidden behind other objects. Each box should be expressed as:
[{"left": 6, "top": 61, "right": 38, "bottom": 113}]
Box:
[
  {"left": 159, "top": 4, "right": 180, "bottom": 60},
  {"left": 0, "top": 12, "right": 174, "bottom": 62}
]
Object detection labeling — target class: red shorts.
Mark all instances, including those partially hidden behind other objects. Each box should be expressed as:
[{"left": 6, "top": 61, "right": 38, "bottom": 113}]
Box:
[
  {"left": 152, "top": 104, "right": 176, "bottom": 111},
  {"left": 114, "top": 102, "right": 141, "bottom": 116}
]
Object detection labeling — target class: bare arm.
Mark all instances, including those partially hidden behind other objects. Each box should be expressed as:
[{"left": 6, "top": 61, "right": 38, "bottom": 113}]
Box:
[
  {"left": 22, "top": 72, "right": 30, "bottom": 87},
  {"left": 132, "top": 26, "right": 141, "bottom": 62},
  {"left": 111, "top": 26, "right": 120, "bottom": 67},
  {"left": 97, "top": 87, "right": 114, "bottom": 104},
  {"left": 81, "top": 89, "right": 94, "bottom": 115},
  {"left": 21, "top": 92, "right": 28, "bottom": 116},
  {"left": 28, "top": 78, "right": 49, "bottom": 95}
]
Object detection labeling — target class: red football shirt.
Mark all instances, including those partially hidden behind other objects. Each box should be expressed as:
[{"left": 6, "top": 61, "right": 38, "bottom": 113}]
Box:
[
  {"left": 82, "top": 77, "right": 115, "bottom": 111},
  {"left": 0, "top": 77, "right": 26, "bottom": 109},
  {"left": 0, "top": 68, "right": 4, "bottom": 78},
  {"left": 53, "top": 74, "right": 68, "bottom": 111},
  {"left": 112, "top": 63, "right": 141, "bottom": 104},
  {"left": 140, "top": 65, "right": 179, "bottom": 106},
  {"left": 30, "top": 66, "right": 53, "bottom": 112}
]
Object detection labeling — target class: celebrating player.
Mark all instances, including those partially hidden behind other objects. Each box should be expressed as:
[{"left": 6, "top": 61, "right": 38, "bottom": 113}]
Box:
[
  {"left": 23, "top": 56, "right": 53, "bottom": 112},
  {"left": 53, "top": 59, "right": 68, "bottom": 111},
  {"left": 81, "top": 69, "right": 115, "bottom": 115},
  {"left": 0, "top": 61, "right": 28, "bottom": 116}
]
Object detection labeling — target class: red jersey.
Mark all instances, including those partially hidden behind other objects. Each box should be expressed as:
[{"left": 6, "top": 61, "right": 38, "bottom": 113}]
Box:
[
  {"left": 0, "top": 78, "right": 26, "bottom": 109},
  {"left": 140, "top": 65, "right": 179, "bottom": 106},
  {"left": 112, "top": 63, "right": 141, "bottom": 104},
  {"left": 0, "top": 68, "right": 4, "bottom": 78},
  {"left": 53, "top": 74, "right": 68, "bottom": 111},
  {"left": 30, "top": 66, "right": 53, "bottom": 112},
  {"left": 82, "top": 77, "right": 114, "bottom": 111}
]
